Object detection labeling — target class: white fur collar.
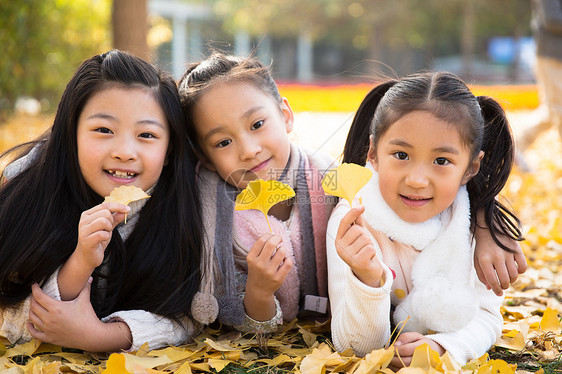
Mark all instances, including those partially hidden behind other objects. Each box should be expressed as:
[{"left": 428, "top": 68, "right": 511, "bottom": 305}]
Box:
[{"left": 359, "top": 163, "right": 478, "bottom": 333}]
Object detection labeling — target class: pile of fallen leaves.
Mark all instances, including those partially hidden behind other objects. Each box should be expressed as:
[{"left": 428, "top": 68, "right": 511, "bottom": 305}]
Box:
[{"left": 0, "top": 114, "right": 560, "bottom": 373}]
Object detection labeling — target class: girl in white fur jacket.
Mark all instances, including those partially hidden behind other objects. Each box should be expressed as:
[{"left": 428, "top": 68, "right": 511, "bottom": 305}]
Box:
[{"left": 327, "top": 72, "right": 523, "bottom": 366}]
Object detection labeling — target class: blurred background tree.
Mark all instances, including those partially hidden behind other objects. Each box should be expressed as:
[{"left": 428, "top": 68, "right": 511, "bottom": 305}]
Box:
[
  {"left": 113, "top": 0, "right": 149, "bottom": 60},
  {"left": 0, "top": 0, "right": 111, "bottom": 116}
]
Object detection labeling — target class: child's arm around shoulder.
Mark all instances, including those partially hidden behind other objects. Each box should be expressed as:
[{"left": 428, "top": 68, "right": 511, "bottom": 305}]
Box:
[
  {"left": 473, "top": 210, "right": 527, "bottom": 296},
  {"left": 327, "top": 201, "right": 394, "bottom": 357}
]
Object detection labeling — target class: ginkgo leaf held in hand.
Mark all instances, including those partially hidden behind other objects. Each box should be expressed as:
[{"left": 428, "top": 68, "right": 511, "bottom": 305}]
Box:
[
  {"left": 104, "top": 185, "right": 150, "bottom": 224},
  {"left": 321, "top": 163, "right": 372, "bottom": 206},
  {"left": 235, "top": 179, "right": 295, "bottom": 232}
]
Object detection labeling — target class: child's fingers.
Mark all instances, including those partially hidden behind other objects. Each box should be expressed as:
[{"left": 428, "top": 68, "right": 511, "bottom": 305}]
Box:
[
  {"left": 27, "top": 321, "right": 46, "bottom": 341},
  {"left": 474, "top": 260, "right": 489, "bottom": 289},
  {"left": 514, "top": 250, "right": 527, "bottom": 274},
  {"left": 506, "top": 257, "right": 519, "bottom": 284},
  {"left": 354, "top": 209, "right": 367, "bottom": 228},
  {"left": 481, "top": 264, "right": 504, "bottom": 296},
  {"left": 274, "top": 257, "right": 293, "bottom": 285},
  {"left": 336, "top": 206, "right": 365, "bottom": 240},
  {"left": 83, "top": 215, "right": 114, "bottom": 235},
  {"left": 30, "top": 283, "right": 53, "bottom": 312},
  {"left": 494, "top": 264, "right": 511, "bottom": 291},
  {"left": 279, "top": 255, "right": 293, "bottom": 273},
  {"left": 82, "top": 202, "right": 130, "bottom": 217},
  {"left": 99, "top": 202, "right": 131, "bottom": 214},
  {"left": 259, "top": 235, "right": 283, "bottom": 260},
  {"left": 28, "top": 308, "right": 45, "bottom": 334},
  {"left": 110, "top": 212, "right": 127, "bottom": 228},
  {"left": 335, "top": 225, "right": 371, "bottom": 263},
  {"left": 395, "top": 332, "right": 423, "bottom": 344},
  {"left": 247, "top": 233, "right": 276, "bottom": 259}
]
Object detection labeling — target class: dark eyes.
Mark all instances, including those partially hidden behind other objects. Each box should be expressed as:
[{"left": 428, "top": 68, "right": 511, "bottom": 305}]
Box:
[
  {"left": 217, "top": 139, "right": 232, "bottom": 148},
  {"left": 94, "top": 128, "right": 158, "bottom": 139},
  {"left": 434, "top": 157, "right": 450, "bottom": 165},
  {"left": 251, "top": 120, "right": 264, "bottom": 130},
  {"left": 394, "top": 152, "right": 408, "bottom": 160},
  {"left": 95, "top": 127, "right": 112, "bottom": 134},
  {"left": 393, "top": 152, "right": 450, "bottom": 165}
]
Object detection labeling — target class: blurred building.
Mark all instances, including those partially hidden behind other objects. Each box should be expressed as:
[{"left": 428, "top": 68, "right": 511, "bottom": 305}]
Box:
[{"left": 149, "top": 0, "right": 534, "bottom": 83}]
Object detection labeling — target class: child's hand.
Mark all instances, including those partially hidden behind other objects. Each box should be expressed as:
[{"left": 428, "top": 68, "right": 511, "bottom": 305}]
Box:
[
  {"left": 335, "top": 206, "right": 384, "bottom": 287},
  {"left": 28, "top": 281, "right": 133, "bottom": 352},
  {"left": 390, "top": 332, "right": 445, "bottom": 368},
  {"left": 244, "top": 234, "right": 293, "bottom": 321},
  {"left": 58, "top": 202, "right": 130, "bottom": 301},
  {"left": 75, "top": 202, "right": 130, "bottom": 270},
  {"left": 474, "top": 222, "right": 527, "bottom": 296}
]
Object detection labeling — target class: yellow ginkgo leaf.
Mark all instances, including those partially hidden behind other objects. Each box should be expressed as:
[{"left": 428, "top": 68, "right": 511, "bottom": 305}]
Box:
[
  {"left": 539, "top": 307, "right": 562, "bottom": 332},
  {"left": 300, "top": 343, "right": 345, "bottom": 374},
  {"left": 495, "top": 330, "right": 526, "bottom": 352},
  {"left": 102, "top": 353, "right": 132, "bottom": 374},
  {"left": 235, "top": 179, "right": 295, "bottom": 232},
  {"left": 408, "top": 343, "right": 441, "bottom": 370},
  {"left": 354, "top": 347, "right": 394, "bottom": 374},
  {"left": 321, "top": 163, "right": 372, "bottom": 206},
  {"left": 104, "top": 185, "right": 150, "bottom": 206},
  {"left": 476, "top": 359, "right": 516, "bottom": 374},
  {"left": 104, "top": 185, "right": 150, "bottom": 224}
]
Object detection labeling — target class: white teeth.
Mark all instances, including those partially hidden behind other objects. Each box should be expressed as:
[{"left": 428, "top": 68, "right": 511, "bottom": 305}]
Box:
[{"left": 107, "top": 170, "right": 136, "bottom": 178}]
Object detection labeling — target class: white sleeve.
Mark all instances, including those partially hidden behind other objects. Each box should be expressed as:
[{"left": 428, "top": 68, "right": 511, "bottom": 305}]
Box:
[
  {"left": 0, "top": 269, "right": 61, "bottom": 344},
  {"left": 101, "top": 311, "right": 200, "bottom": 351},
  {"left": 327, "top": 203, "right": 395, "bottom": 357},
  {"left": 428, "top": 283, "right": 504, "bottom": 365}
]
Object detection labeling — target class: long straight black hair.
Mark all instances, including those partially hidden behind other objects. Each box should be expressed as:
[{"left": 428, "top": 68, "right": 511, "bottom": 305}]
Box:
[
  {"left": 343, "top": 72, "right": 523, "bottom": 250},
  {"left": 0, "top": 50, "right": 203, "bottom": 319}
]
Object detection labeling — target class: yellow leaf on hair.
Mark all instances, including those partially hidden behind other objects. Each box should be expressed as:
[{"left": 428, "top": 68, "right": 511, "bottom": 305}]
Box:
[
  {"left": 321, "top": 163, "right": 372, "bottom": 206},
  {"left": 235, "top": 179, "right": 295, "bottom": 232}
]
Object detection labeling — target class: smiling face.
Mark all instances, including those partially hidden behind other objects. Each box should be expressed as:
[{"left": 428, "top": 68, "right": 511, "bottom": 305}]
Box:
[
  {"left": 192, "top": 81, "right": 294, "bottom": 189},
  {"left": 76, "top": 87, "right": 170, "bottom": 197},
  {"left": 369, "top": 110, "right": 482, "bottom": 223}
]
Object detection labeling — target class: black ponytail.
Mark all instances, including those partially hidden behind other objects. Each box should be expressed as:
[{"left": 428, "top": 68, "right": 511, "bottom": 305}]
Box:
[
  {"left": 467, "top": 96, "right": 523, "bottom": 251},
  {"left": 343, "top": 81, "right": 396, "bottom": 165}
]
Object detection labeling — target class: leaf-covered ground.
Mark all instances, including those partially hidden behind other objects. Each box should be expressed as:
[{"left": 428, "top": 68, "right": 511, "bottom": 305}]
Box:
[{"left": 0, "top": 111, "right": 560, "bottom": 373}]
